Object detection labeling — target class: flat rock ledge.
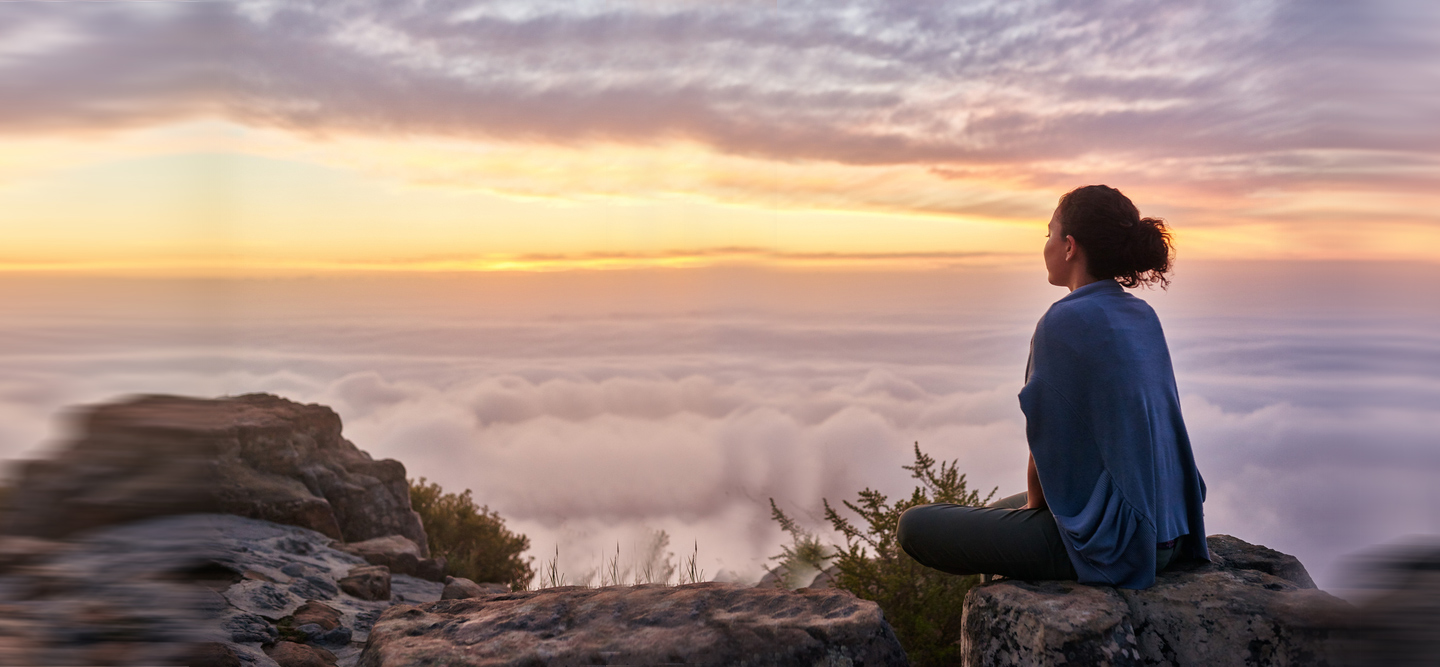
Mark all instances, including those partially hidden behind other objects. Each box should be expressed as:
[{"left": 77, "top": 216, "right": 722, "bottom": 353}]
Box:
[
  {"left": 961, "top": 534, "right": 1354, "bottom": 667},
  {"left": 358, "top": 582, "right": 910, "bottom": 667}
]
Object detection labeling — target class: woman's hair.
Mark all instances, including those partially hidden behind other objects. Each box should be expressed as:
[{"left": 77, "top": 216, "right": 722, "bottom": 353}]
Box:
[{"left": 1056, "top": 185, "right": 1173, "bottom": 289}]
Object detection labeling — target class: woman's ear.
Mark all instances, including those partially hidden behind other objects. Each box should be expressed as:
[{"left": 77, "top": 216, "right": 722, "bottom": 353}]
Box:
[{"left": 1064, "top": 235, "right": 1079, "bottom": 262}]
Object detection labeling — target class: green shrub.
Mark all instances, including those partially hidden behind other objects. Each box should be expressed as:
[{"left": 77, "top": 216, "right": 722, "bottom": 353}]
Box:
[
  {"left": 408, "top": 477, "right": 535, "bottom": 590},
  {"left": 771, "top": 443, "right": 995, "bottom": 667}
]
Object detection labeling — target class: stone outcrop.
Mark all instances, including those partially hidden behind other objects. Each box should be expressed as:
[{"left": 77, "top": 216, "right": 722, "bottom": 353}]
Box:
[
  {"left": 358, "top": 583, "right": 910, "bottom": 667},
  {"left": 960, "top": 534, "right": 1354, "bottom": 666},
  {"left": 1, "top": 393, "right": 428, "bottom": 552}
]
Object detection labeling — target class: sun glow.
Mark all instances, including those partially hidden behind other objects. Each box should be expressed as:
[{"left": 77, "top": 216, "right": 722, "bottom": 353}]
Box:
[{"left": 2, "top": 121, "right": 1438, "bottom": 276}]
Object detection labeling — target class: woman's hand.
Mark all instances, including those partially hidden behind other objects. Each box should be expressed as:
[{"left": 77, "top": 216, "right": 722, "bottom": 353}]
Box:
[{"left": 1024, "top": 453, "right": 1048, "bottom": 510}]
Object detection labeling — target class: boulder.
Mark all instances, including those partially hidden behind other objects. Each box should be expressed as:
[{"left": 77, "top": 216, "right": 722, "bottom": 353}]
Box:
[
  {"left": 358, "top": 583, "right": 909, "bottom": 667},
  {"left": 340, "top": 565, "right": 391, "bottom": 601},
  {"left": 0, "top": 393, "right": 429, "bottom": 552},
  {"left": 290, "top": 600, "right": 343, "bottom": 631},
  {"left": 960, "top": 534, "right": 1354, "bottom": 666},
  {"left": 180, "top": 642, "right": 244, "bottom": 667},
  {"left": 336, "top": 534, "right": 447, "bottom": 582},
  {"left": 267, "top": 641, "right": 338, "bottom": 667},
  {"left": 807, "top": 565, "right": 841, "bottom": 589},
  {"left": 754, "top": 567, "right": 785, "bottom": 589},
  {"left": 439, "top": 576, "right": 507, "bottom": 600}
]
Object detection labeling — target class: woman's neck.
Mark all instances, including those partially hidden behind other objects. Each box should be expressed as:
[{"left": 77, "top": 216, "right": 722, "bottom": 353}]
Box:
[{"left": 1065, "top": 269, "right": 1101, "bottom": 292}]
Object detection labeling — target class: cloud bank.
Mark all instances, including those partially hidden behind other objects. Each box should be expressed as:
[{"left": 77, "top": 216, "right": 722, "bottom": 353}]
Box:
[{"left": 2, "top": 262, "right": 1435, "bottom": 590}]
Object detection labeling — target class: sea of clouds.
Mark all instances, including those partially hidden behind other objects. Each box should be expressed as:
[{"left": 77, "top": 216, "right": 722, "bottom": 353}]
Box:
[{"left": 1, "top": 262, "right": 1435, "bottom": 592}]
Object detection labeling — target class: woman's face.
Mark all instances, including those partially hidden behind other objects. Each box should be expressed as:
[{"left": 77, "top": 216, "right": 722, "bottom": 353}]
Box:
[{"left": 1043, "top": 207, "right": 1069, "bottom": 286}]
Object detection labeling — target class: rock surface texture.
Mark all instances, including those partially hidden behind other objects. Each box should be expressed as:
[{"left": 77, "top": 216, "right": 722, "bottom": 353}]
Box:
[
  {"left": 961, "top": 534, "right": 1354, "bottom": 667},
  {"left": 2, "top": 393, "right": 428, "bottom": 550},
  {"left": 0, "top": 513, "right": 444, "bottom": 667},
  {"left": 358, "top": 583, "right": 910, "bottom": 667}
]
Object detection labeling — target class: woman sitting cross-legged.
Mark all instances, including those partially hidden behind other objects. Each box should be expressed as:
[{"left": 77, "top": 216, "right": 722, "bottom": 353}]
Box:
[{"left": 898, "top": 185, "right": 1209, "bottom": 589}]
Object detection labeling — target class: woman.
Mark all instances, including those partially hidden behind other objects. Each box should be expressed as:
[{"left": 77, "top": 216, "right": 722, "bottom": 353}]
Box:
[{"left": 897, "top": 185, "right": 1208, "bottom": 589}]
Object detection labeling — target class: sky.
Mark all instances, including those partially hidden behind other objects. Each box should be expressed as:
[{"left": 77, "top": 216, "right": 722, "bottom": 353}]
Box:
[
  {"left": 1, "top": 0, "right": 1438, "bottom": 269},
  {"left": 1, "top": 0, "right": 1438, "bottom": 593}
]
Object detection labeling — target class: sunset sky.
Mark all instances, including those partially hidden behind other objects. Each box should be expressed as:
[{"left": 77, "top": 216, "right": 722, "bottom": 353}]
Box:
[{"left": 2, "top": 0, "right": 1437, "bottom": 272}]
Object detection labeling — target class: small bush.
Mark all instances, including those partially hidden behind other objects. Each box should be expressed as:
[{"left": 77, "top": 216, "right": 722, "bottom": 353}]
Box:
[
  {"left": 771, "top": 443, "right": 995, "bottom": 667},
  {"left": 768, "top": 501, "right": 836, "bottom": 589},
  {"left": 409, "top": 478, "right": 534, "bottom": 590}
]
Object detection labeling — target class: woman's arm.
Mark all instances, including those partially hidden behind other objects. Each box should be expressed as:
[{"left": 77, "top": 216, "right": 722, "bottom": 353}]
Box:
[{"left": 1025, "top": 453, "right": 1048, "bottom": 510}]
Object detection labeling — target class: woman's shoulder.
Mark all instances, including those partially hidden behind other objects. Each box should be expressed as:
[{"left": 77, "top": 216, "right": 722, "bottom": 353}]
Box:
[
  {"left": 1046, "top": 282, "right": 1156, "bottom": 321},
  {"left": 1038, "top": 284, "right": 1163, "bottom": 346}
]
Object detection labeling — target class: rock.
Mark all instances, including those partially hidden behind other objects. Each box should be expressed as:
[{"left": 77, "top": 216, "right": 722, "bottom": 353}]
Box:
[
  {"left": 340, "top": 535, "right": 420, "bottom": 558},
  {"left": 224, "top": 612, "right": 279, "bottom": 644},
  {"left": 291, "top": 600, "right": 343, "bottom": 631},
  {"left": 339, "top": 565, "right": 391, "bottom": 601},
  {"left": 289, "top": 573, "right": 340, "bottom": 600},
  {"left": 315, "top": 624, "right": 354, "bottom": 647},
  {"left": 0, "top": 536, "right": 72, "bottom": 572},
  {"left": 335, "top": 535, "right": 448, "bottom": 582},
  {"left": 267, "top": 640, "right": 338, "bottom": 667},
  {"left": 0, "top": 634, "right": 41, "bottom": 667},
  {"left": 1, "top": 394, "right": 428, "bottom": 552},
  {"left": 281, "top": 601, "right": 354, "bottom": 646},
  {"left": 357, "top": 582, "right": 909, "bottom": 667},
  {"left": 1341, "top": 541, "right": 1440, "bottom": 666},
  {"left": 439, "top": 576, "right": 506, "bottom": 600},
  {"left": 181, "top": 641, "right": 243, "bottom": 667},
  {"left": 0, "top": 513, "right": 443, "bottom": 667},
  {"left": 754, "top": 564, "right": 831, "bottom": 590},
  {"left": 411, "top": 556, "right": 446, "bottom": 582},
  {"left": 1208, "top": 534, "right": 1318, "bottom": 588},
  {"left": 807, "top": 565, "right": 841, "bottom": 589},
  {"left": 960, "top": 534, "right": 1354, "bottom": 666},
  {"left": 0, "top": 514, "right": 252, "bottom": 665},
  {"left": 754, "top": 567, "right": 785, "bottom": 589},
  {"left": 224, "top": 579, "right": 305, "bottom": 620}
]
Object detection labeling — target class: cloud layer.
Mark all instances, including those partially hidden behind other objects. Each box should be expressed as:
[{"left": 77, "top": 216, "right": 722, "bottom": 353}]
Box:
[{"left": 2, "top": 262, "right": 1435, "bottom": 589}]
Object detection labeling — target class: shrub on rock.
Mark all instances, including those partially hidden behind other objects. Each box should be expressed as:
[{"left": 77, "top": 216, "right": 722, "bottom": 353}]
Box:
[
  {"left": 407, "top": 478, "right": 534, "bottom": 591},
  {"left": 771, "top": 443, "right": 995, "bottom": 667}
]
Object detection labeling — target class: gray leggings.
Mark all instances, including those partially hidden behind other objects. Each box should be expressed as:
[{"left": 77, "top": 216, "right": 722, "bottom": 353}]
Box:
[{"left": 897, "top": 492, "right": 1176, "bottom": 581}]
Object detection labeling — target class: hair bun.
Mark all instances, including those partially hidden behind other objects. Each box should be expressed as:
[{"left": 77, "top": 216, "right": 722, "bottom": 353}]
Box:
[{"left": 1056, "top": 186, "right": 1173, "bottom": 289}]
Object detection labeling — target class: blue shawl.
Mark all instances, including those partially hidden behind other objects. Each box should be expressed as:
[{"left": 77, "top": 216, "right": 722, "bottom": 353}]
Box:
[{"left": 1019, "top": 279, "right": 1208, "bottom": 589}]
